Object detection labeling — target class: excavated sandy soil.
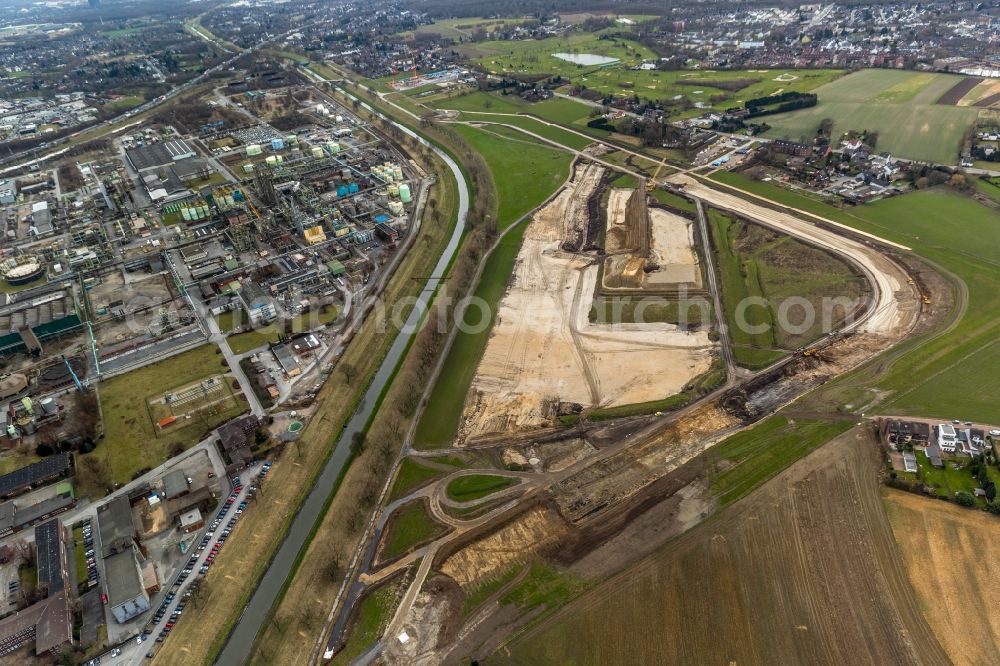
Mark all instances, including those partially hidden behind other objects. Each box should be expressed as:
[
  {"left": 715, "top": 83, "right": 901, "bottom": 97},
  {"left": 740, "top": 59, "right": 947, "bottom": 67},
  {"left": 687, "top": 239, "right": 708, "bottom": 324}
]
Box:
[
  {"left": 439, "top": 506, "right": 568, "bottom": 588},
  {"left": 461, "top": 170, "right": 715, "bottom": 441},
  {"left": 646, "top": 208, "right": 701, "bottom": 287}
]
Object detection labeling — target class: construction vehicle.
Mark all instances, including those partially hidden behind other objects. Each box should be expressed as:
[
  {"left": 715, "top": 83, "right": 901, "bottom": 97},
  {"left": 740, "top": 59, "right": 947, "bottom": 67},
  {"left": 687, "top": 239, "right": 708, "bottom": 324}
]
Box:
[{"left": 647, "top": 157, "right": 670, "bottom": 192}]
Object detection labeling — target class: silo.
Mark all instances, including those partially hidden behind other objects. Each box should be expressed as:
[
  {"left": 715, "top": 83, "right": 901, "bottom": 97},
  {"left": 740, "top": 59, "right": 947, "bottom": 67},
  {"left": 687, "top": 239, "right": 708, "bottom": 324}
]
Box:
[
  {"left": 243, "top": 164, "right": 254, "bottom": 174},
  {"left": 393, "top": 166, "right": 403, "bottom": 181},
  {"left": 388, "top": 200, "right": 404, "bottom": 216},
  {"left": 266, "top": 155, "right": 278, "bottom": 167},
  {"left": 337, "top": 185, "right": 348, "bottom": 197},
  {"left": 271, "top": 138, "right": 285, "bottom": 151},
  {"left": 40, "top": 397, "right": 57, "bottom": 415},
  {"left": 348, "top": 182, "right": 359, "bottom": 194},
  {"left": 247, "top": 144, "right": 262, "bottom": 156},
  {"left": 312, "top": 146, "right": 324, "bottom": 158},
  {"left": 388, "top": 184, "right": 399, "bottom": 197},
  {"left": 398, "top": 183, "right": 412, "bottom": 203},
  {"left": 375, "top": 188, "right": 389, "bottom": 205}
]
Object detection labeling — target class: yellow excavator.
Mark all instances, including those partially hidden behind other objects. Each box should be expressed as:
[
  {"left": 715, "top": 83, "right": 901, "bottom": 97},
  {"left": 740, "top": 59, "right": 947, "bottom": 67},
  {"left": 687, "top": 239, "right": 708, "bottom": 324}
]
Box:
[{"left": 646, "top": 156, "right": 670, "bottom": 192}]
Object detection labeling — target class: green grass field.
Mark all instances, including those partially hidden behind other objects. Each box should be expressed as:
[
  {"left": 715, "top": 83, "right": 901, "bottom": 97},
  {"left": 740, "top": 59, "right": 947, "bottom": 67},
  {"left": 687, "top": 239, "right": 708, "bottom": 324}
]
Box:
[
  {"left": 227, "top": 328, "right": 281, "bottom": 354},
  {"left": 709, "top": 416, "right": 854, "bottom": 506},
  {"left": 413, "top": 126, "right": 572, "bottom": 448},
  {"left": 332, "top": 583, "right": 399, "bottom": 665},
  {"left": 763, "top": 69, "right": 979, "bottom": 164},
  {"left": 462, "top": 563, "right": 524, "bottom": 616},
  {"left": 453, "top": 124, "right": 574, "bottom": 224},
  {"left": 432, "top": 93, "right": 611, "bottom": 145},
  {"left": 381, "top": 501, "right": 444, "bottom": 560},
  {"left": 396, "top": 17, "right": 534, "bottom": 41},
  {"left": 711, "top": 171, "right": 1000, "bottom": 424},
  {"left": 388, "top": 458, "right": 445, "bottom": 501},
  {"left": 445, "top": 474, "right": 519, "bottom": 502},
  {"left": 88, "top": 345, "right": 246, "bottom": 497},
  {"left": 707, "top": 207, "right": 864, "bottom": 368}
]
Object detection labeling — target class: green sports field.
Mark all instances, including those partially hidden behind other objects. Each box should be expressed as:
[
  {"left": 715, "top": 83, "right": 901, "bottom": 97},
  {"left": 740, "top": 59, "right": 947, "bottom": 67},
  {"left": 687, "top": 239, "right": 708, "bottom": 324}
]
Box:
[{"left": 763, "top": 69, "right": 980, "bottom": 164}]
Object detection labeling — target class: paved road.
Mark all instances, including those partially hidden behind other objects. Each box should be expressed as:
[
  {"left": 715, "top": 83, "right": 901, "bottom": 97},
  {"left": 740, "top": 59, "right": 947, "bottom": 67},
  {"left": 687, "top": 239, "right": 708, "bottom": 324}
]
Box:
[{"left": 194, "top": 298, "right": 266, "bottom": 418}]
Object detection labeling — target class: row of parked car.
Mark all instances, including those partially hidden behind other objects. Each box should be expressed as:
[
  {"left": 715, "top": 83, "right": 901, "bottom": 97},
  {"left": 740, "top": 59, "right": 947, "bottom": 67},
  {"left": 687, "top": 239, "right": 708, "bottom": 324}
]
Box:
[
  {"left": 81, "top": 518, "right": 99, "bottom": 588},
  {"left": 145, "top": 465, "right": 269, "bottom": 650}
]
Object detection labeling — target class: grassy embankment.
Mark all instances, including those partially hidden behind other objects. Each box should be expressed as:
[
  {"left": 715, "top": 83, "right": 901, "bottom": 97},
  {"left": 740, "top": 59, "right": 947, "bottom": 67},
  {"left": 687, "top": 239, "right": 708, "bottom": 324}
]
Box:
[
  {"left": 445, "top": 474, "right": 519, "bottom": 502},
  {"left": 380, "top": 500, "right": 446, "bottom": 560},
  {"left": 329, "top": 582, "right": 401, "bottom": 665},
  {"left": 387, "top": 457, "right": 447, "bottom": 501},
  {"left": 153, "top": 115, "right": 461, "bottom": 666}
]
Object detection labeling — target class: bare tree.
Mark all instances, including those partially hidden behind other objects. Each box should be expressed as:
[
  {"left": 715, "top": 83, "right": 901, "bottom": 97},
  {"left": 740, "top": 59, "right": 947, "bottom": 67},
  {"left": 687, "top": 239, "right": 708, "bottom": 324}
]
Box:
[{"left": 339, "top": 362, "right": 357, "bottom": 385}]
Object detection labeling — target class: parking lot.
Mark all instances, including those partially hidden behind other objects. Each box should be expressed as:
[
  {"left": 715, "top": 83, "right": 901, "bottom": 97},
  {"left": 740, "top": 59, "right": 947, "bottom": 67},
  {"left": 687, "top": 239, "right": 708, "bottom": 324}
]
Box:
[{"left": 90, "top": 461, "right": 271, "bottom": 666}]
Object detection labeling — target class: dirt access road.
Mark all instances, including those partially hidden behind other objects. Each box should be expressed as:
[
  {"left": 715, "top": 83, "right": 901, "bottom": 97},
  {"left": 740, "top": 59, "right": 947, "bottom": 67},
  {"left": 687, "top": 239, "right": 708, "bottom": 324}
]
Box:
[{"left": 670, "top": 174, "right": 915, "bottom": 336}]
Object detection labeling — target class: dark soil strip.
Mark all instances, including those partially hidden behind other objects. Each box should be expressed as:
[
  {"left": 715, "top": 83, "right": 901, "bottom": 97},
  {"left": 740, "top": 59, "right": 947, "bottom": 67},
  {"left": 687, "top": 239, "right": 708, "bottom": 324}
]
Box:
[
  {"left": 937, "top": 77, "right": 981, "bottom": 105},
  {"left": 974, "top": 91, "right": 1000, "bottom": 108}
]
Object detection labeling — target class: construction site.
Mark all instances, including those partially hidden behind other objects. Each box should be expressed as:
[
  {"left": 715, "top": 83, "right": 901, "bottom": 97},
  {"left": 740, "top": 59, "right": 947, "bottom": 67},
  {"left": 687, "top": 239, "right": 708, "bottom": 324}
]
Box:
[
  {"left": 458, "top": 161, "right": 716, "bottom": 442},
  {"left": 337, "top": 149, "right": 947, "bottom": 666}
]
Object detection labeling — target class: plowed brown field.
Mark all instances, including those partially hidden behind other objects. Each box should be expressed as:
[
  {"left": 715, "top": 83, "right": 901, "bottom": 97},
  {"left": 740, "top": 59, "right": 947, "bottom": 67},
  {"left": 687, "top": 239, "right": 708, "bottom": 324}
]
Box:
[
  {"left": 885, "top": 489, "right": 1000, "bottom": 665},
  {"left": 490, "top": 428, "right": 949, "bottom": 665}
]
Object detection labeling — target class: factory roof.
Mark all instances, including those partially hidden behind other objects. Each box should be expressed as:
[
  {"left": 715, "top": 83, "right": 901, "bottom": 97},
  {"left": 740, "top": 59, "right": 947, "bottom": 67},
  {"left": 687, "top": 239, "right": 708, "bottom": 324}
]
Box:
[
  {"left": 0, "top": 453, "right": 69, "bottom": 499},
  {"left": 34, "top": 519, "right": 64, "bottom": 594},
  {"left": 97, "top": 495, "right": 135, "bottom": 558},
  {"left": 103, "top": 547, "right": 145, "bottom": 608},
  {"left": 162, "top": 470, "right": 188, "bottom": 498},
  {"left": 125, "top": 139, "right": 197, "bottom": 171}
]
